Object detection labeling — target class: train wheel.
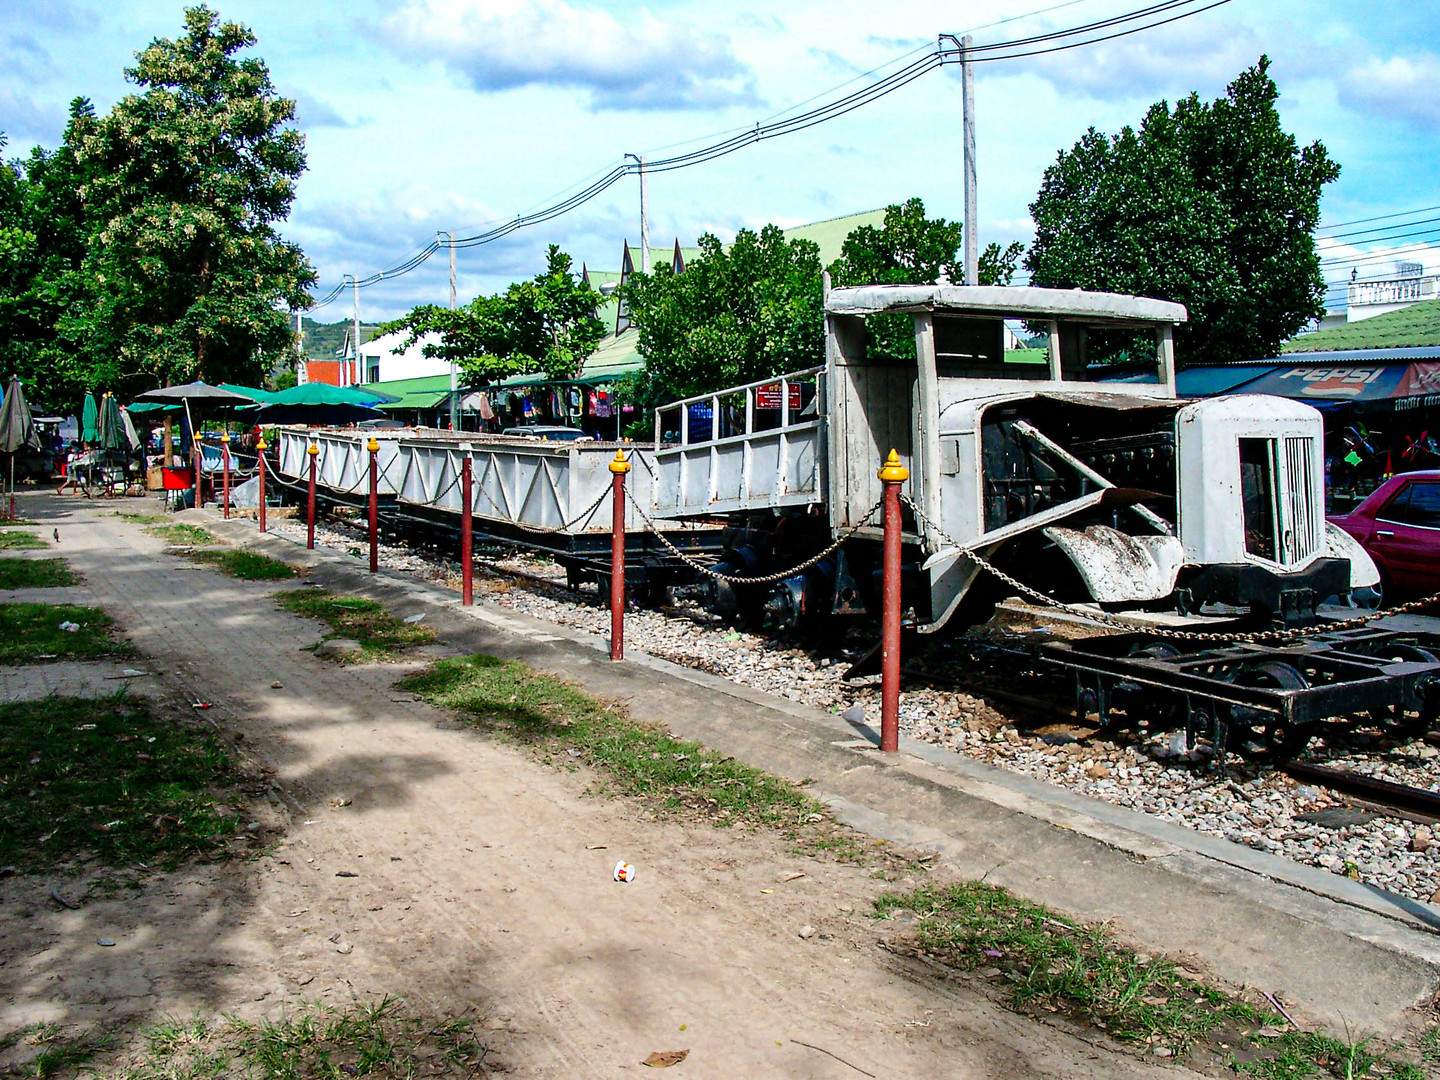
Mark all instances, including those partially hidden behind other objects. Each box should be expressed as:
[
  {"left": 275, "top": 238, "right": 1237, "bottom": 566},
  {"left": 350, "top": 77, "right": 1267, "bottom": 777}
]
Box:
[
  {"left": 1365, "top": 644, "right": 1439, "bottom": 737},
  {"left": 1222, "top": 661, "right": 1312, "bottom": 762}
]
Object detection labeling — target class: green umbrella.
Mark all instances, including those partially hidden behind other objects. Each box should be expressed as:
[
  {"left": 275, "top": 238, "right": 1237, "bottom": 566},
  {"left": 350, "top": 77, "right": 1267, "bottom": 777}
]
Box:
[
  {"left": 219, "top": 382, "right": 279, "bottom": 403},
  {"left": 98, "top": 393, "right": 127, "bottom": 451},
  {"left": 0, "top": 377, "right": 42, "bottom": 518},
  {"left": 268, "top": 382, "right": 400, "bottom": 407},
  {"left": 81, "top": 393, "right": 98, "bottom": 443}
]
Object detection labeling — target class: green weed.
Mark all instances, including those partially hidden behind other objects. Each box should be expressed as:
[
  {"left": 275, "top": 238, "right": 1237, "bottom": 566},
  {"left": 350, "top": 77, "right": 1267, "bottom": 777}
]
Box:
[
  {"left": 0, "top": 530, "right": 46, "bottom": 550},
  {"left": 0, "top": 603, "right": 128, "bottom": 663},
  {"left": 876, "top": 882, "right": 1427, "bottom": 1077},
  {"left": 190, "top": 549, "right": 296, "bottom": 581},
  {"left": 0, "top": 694, "right": 241, "bottom": 873},
  {"left": 0, "top": 557, "right": 79, "bottom": 589},
  {"left": 399, "top": 654, "right": 818, "bottom": 828},
  {"left": 276, "top": 589, "right": 434, "bottom": 660},
  {"left": 146, "top": 523, "right": 218, "bottom": 546}
]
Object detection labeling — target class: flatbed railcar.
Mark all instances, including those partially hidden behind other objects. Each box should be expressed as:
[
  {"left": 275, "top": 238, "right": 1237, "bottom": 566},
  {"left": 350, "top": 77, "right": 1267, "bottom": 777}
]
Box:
[{"left": 276, "top": 282, "right": 1440, "bottom": 758}]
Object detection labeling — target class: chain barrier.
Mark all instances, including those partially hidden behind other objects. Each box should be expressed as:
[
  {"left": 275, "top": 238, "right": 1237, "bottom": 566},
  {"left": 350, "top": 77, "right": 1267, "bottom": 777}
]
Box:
[
  {"left": 631, "top": 494, "right": 886, "bottom": 586},
  {"left": 901, "top": 494, "right": 1439, "bottom": 644}
]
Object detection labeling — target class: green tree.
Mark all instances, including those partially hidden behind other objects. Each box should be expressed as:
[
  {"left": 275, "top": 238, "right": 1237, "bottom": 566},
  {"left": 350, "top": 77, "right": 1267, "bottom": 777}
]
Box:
[
  {"left": 1025, "top": 57, "right": 1339, "bottom": 364},
  {"left": 828, "top": 197, "right": 1022, "bottom": 360},
  {"left": 0, "top": 135, "right": 40, "bottom": 391},
  {"left": 625, "top": 225, "right": 824, "bottom": 399},
  {"left": 382, "top": 245, "right": 603, "bottom": 384},
  {"left": 65, "top": 6, "right": 315, "bottom": 396}
]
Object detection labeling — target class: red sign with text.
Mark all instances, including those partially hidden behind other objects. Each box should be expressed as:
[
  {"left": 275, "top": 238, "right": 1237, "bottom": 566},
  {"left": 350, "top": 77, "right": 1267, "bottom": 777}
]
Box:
[{"left": 756, "top": 384, "right": 802, "bottom": 410}]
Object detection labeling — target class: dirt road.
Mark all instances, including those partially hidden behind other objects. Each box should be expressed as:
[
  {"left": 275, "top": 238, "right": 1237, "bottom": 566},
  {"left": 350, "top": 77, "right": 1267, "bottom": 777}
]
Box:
[{"left": 0, "top": 494, "right": 1201, "bottom": 1078}]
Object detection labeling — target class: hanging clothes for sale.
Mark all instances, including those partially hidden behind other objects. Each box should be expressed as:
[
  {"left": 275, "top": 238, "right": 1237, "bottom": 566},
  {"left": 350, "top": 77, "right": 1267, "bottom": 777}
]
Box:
[
  {"left": 593, "top": 391, "right": 613, "bottom": 419},
  {"left": 477, "top": 393, "right": 495, "bottom": 421},
  {"left": 522, "top": 394, "right": 535, "bottom": 418}
]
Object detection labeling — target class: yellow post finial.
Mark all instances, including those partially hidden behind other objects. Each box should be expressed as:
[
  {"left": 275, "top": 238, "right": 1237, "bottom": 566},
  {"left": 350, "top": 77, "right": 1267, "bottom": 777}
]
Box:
[
  {"left": 367, "top": 437, "right": 380, "bottom": 453},
  {"left": 220, "top": 431, "right": 230, "bottom": 443},
  {"left": 877, "top": 449, "right": 909, "bottom": 483},
  {"left": 608, "top": 448, "right": 631, "bottom": 475},
  {"left": 307, "top": 442, "right": 319, "bottom": 456},
  {"left": 256, "top": 436, "right": 267, "bottom": 451}
]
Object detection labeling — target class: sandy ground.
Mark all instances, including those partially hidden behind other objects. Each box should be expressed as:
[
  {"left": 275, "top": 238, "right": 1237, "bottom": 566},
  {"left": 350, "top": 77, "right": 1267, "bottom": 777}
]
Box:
[{"left": 0, "top": 492, "right": 1202, "bottom": 1079}]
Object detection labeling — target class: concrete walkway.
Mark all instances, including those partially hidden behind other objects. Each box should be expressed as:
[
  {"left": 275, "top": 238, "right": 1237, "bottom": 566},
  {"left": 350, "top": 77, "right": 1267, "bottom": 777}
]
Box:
[{"left": 13, "top": 489, "right": 1439, "bottom": 1045}]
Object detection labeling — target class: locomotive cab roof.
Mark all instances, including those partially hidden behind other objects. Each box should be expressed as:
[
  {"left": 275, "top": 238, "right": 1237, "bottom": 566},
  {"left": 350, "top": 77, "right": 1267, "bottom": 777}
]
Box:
[{"left": 825, "top": 283, "right": 1188, "bottom": 326}]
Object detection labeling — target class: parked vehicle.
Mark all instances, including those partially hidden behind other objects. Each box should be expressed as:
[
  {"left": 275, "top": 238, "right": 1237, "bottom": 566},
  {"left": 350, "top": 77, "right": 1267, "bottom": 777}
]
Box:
[
  {"left": 501, "top": 426, "right": 594, "bottom": 442},
  {"left": 1330, "top": 470, "right": 1440, "bottom": 597}
]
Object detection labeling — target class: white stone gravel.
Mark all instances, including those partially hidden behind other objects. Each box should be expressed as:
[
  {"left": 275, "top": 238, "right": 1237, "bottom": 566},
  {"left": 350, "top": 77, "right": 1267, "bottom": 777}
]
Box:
[{"left": 270, "top": 511, "right": 1440, "bottom": 905}]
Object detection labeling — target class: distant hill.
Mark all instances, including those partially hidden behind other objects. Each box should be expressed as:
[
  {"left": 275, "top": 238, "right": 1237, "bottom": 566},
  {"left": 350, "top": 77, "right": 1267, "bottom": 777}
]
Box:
[{"left": 299, "top": 318, "right": 383, "bottom": 360}]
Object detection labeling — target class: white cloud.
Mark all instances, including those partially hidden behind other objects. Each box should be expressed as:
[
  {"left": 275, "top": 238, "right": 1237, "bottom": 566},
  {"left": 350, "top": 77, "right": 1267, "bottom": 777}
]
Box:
[
  {"left": 1010, "top": 19, "right": 1269, "bottom": 103},
  {"left": 1339, "top": 53, "right": 1440, "bottom": 126},
  {"left": 380, "top": 0, "right": 759, "bottom": 111}
]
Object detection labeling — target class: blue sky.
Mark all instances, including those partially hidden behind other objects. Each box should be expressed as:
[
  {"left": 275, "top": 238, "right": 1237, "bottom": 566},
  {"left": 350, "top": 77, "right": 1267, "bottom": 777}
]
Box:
[{"left": 2, "top": 0, "right": 1437, "bottom": 323}]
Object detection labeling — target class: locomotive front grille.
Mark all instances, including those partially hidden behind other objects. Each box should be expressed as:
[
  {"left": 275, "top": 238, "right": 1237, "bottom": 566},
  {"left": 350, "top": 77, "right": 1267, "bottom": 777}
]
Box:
[{"left": 1281, "top": 434, "right": 1320, "bottom": 566}]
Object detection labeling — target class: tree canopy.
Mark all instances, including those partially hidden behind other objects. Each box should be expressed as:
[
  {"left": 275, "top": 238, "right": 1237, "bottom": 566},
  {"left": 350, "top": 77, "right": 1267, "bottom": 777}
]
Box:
[
  {"left": 380, "top": 245, "right": 603, "bottom": 385},
  {"left": 0, "top": 6, "right": 315, "bottom": 408},
  {"left": 625, "top": 225, "right": 824, "bottom": 400},
  {"left": 828, "top": 197, "right": 1021, "bottom": 360},
  {"left": 1024, "top": 57, "right": 1339, "bottom": 364}
]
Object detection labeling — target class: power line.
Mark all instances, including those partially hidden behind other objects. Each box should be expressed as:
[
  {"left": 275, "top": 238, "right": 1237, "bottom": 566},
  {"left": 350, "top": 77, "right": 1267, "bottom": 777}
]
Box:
[
  {"left": 308, "top": 0, "right": 1231, "bottom": 310},
  {"left": 1318, "top": 203, "right": 1440, "bottom": 233}
]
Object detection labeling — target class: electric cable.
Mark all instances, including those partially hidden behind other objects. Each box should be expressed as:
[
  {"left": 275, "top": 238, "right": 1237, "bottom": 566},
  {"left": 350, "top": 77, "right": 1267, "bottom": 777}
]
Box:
[{"left": 304, "top": 0, "right": 1233, "bottom": 308}]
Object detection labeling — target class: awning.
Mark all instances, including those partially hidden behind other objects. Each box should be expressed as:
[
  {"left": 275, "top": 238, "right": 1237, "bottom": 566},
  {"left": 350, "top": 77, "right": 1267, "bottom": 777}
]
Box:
[{"left": 1228, "top": 361, "right": 1440, "bottom": 411}]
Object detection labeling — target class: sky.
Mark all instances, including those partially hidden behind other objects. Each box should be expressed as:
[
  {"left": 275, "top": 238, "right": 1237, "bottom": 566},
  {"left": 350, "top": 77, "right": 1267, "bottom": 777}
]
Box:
[{"left": 2, "top": 0, "right": 1437, "bottom": 324}]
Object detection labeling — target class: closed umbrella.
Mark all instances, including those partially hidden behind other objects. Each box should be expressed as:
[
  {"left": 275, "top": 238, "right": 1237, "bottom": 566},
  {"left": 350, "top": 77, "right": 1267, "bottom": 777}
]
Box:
[
  {"left": 81, "top": 393, "right": 98, "bottom": 444},
  {"left": 0, "top": 376, "right": 41, "bottom": 518},
  {"left": 98, "top": 394, "right": 127, "bottom": 451}
]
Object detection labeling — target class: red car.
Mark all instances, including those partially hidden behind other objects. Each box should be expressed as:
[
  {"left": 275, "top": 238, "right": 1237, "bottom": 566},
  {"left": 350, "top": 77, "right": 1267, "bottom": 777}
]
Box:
[{"left": 1330, "top": 470, "right": 1440, "bottom": 597}]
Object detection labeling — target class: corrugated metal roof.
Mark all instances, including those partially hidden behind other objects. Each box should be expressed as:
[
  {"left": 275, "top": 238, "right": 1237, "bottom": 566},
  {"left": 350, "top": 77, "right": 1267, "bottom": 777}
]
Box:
[
  {"left": 358, "top": 374, "right": 454, "bottom": 410},
  {"left": 1283, "top": 299, "right": 1440, "bottom": 353}
]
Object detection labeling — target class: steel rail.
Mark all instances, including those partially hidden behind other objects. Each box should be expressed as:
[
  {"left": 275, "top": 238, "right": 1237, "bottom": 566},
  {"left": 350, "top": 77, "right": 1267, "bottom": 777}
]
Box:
[{"left": 1279, "top": 760, "right": 1440, "bottom": 822}]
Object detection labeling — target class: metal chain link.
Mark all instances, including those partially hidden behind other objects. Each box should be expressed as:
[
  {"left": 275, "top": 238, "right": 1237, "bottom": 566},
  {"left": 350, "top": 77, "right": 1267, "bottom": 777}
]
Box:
[
  {"left": 901, "top": 494, "right": 1439, "bottom": 643},
  {"left": 631, "top": 494, "right": 885, "bottom": 586}
]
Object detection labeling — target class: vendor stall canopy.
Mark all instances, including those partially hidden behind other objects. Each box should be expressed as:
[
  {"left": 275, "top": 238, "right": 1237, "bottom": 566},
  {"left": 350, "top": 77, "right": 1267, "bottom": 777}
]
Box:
[{"left": 1173, "top": 349, "right": 1440, "bottom": 413}]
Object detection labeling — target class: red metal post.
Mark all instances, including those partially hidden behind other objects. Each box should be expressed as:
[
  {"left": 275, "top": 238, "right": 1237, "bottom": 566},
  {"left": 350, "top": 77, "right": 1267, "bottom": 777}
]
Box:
[
  {"left": 460, "top": 445, "right": 474, "bottom": 606},
  {"left": 367, "top": 436, "right": 380, "bottom": 574},
  {"left": 306, "top": 442, "right": 318, "bottom": 549},
  {"left": 256, "top": 437, "right": 268, "bottom": 533},
  {"left": 608, "top": 449, "right": 630, "bottom": 661},
  {"left": 194, "top": 436, "right": 203, "bottom": 510},
  {"left": 220, "top": 432, "right": 231, "bottom": 519},
  {"left": 878, "top": 449, "right": 908, "bottom": 753}
]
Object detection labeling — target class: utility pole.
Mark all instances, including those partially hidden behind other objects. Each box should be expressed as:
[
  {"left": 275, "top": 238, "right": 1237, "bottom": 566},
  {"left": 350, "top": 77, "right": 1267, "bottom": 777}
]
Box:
[
  {"left": 624, "top": 153, "right": 650, "bottom": 274},
  {"left": 447, "top": 231, "right": 458, "bottom": 430},
  {"left": 961, "top": 33, "right": 977, "bottom": 286},
  {"left": 294, "top": 310, "right": 304, "bottom": 383},
  {"left": 352, "top": 275, "right": 362, "bottom": 387}
]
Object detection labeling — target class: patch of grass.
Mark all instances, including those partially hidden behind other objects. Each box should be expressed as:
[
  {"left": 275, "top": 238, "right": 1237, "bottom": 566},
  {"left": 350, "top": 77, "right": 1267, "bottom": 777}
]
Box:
[
  {"left": 46, "top": 998, "right": 495, "bottom": 1079},
  {"left": 146, "top": 522, "right": 218, "bottom": 546},
  {"left": 0, "top": 1022, "right": 110, "bottom": 1078},
  {"left": 875, "top": 882, "right": 1425, "bottom": 1077},
  {"left": 115, "top": 511, "right": 170, "bottom": 524},
  {"left": 0, "top": 529, "right": 46, "bottom": 550},
  {"left": 0, "top": 557, "right": 79, "bottom": 589},
  {"left": 0, "top": 694, "right": 242, "bottom": 873},
  {"left": 276, "top": 588, "right": 435, "bottom": 660},
  {"left": 191, "top": 549, "right": 296, "bottom": 581},
  {"left": 0, "top": 602, "right": 129, "bottom": 663},
  {"left": 399, "top": 654, "right": 818, "bottom": 828}
]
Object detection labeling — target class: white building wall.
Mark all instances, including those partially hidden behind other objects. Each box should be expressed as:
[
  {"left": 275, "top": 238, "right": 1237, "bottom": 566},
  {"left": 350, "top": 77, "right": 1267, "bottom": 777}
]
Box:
[{"left": 358, "top": 330, "right": 449, "bottom": 383}]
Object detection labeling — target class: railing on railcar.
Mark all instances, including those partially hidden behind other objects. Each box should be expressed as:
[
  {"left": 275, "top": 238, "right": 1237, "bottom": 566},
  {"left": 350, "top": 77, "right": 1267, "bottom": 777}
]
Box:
[{"left": 650, "top": 367, "right": 826, "bottom": 519}]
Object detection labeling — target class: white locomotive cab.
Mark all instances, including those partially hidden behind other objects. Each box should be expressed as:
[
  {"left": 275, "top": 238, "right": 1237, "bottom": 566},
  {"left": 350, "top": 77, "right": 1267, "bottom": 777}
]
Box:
[{"left": 651, "top": 282, "right": 1376, "bottom": 632}]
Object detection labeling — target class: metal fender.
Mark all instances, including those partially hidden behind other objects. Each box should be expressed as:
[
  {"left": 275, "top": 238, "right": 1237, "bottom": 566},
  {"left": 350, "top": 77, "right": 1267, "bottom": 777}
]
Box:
[
  {"left": 1323, "top": 521, "right": 1381, "bottom": 589},
  {"left": 1042, "top": 525, "right": 1185, "bottom": 603}
]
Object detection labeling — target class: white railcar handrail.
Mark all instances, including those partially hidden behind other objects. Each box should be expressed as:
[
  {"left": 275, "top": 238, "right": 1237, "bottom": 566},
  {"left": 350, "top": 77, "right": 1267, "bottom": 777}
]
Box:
[{"left": 652, "top": 365, "right": 826, "bottom": 449}]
